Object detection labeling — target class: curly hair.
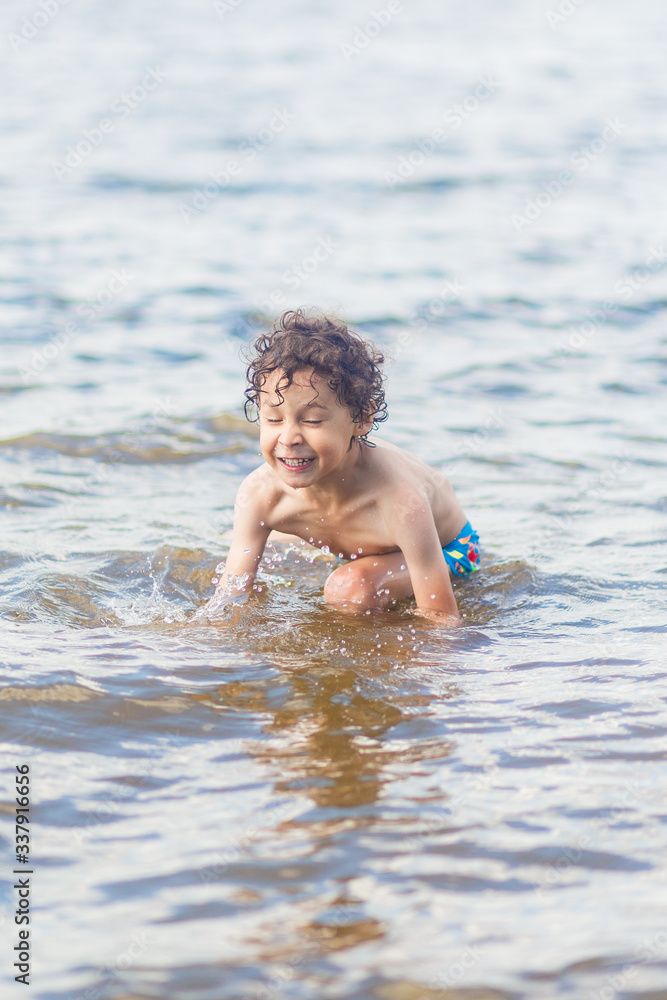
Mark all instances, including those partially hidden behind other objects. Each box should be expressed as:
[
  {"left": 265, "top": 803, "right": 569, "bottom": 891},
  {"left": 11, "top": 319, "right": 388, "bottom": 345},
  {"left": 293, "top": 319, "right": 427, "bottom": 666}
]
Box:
[{"left": 244, "top": 310, "right": 387, "bottom": 431}]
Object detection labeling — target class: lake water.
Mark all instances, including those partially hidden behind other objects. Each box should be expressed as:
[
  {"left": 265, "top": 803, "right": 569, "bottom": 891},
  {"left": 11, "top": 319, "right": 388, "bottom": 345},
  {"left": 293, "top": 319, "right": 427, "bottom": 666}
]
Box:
[{"left": 1, "top": 0, "right": 667, "bottom": 997}]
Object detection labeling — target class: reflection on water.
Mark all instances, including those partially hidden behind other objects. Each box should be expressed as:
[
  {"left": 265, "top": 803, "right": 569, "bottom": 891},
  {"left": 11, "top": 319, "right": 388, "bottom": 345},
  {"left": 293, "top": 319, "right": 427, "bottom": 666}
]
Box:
[
  {"left": 2, "top": 0, "right": 667, "bottom": 997},
  {"left": 246, "top": 661, "right": 455, "bottom": 809}
]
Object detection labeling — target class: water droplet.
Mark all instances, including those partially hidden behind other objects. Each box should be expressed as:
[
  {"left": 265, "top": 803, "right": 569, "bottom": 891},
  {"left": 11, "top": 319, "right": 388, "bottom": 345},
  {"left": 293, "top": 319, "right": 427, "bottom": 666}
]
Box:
[
  {"left": 430, "top": 594, "right": 436, "bottom": 599},
  {"left": 350, "top": 553, "right": 357, "bottom": 559},
  {"left": 260, "top": 521, "right": 265, "bottom": 526},
  {"left": 397, "top": 634, "right": 403, "bottom": 641},
  {"left": 244, "top": 547, "right": 251, "bottom": 554},
  {"left": 321, "top": 545, "right": 330, "bottom": 554},
  {"left": 211, "top": 577, "right": 218, "bottom": 584},
  {"left": 358, "top": 547, "right": 363, "bottom": 554}
]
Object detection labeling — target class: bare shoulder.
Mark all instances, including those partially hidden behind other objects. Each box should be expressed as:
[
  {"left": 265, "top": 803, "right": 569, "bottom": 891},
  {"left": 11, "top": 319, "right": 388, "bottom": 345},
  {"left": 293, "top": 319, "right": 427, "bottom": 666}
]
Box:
[
  {"left": 370, "top": 439, "right": 466, "bottom": 540},
  {"left": 371, "top": 439, "right": 444, "bottom": 489},
  {"left": 234, "top": 463, "right": 283, "bottom": 522}
]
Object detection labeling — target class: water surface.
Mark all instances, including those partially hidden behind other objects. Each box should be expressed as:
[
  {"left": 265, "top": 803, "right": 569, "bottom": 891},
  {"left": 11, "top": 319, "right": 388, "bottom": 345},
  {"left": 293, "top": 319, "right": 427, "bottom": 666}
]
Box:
[{"left": 1, "top": 0, "right": 667, "bottom": 997}]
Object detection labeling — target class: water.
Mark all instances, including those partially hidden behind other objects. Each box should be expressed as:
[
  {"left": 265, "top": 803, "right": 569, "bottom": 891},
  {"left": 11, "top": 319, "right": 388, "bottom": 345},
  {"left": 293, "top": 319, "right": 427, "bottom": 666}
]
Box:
[{"left": 1, "top": 0, "right": 667, "bottom": 997}]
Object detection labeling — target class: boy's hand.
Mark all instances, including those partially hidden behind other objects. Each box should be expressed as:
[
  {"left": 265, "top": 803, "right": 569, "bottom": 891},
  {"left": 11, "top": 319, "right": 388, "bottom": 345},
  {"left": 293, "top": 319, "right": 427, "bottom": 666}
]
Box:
[{"left": 414, "top": 607, "right": 461, "bottom": 627}]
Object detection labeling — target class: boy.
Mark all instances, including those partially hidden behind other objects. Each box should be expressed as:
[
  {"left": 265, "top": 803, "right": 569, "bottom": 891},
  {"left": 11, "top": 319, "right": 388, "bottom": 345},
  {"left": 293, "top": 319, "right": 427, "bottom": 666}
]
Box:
[{"left": 208, "top": 310, "right": 480, "bottom": 622}]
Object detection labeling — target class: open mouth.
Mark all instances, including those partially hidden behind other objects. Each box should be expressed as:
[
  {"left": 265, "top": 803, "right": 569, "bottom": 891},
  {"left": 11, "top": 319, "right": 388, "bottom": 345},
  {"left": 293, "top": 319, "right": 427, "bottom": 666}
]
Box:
[{"left": 277, "top": 457, "right": 315, "bottom": 470}]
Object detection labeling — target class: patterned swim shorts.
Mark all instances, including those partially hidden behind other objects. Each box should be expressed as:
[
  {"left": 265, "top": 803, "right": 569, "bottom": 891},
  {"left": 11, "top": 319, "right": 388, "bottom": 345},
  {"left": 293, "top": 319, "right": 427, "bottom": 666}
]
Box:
[{"left": 442, "top": 521, "right": 481, "bottom": 575}]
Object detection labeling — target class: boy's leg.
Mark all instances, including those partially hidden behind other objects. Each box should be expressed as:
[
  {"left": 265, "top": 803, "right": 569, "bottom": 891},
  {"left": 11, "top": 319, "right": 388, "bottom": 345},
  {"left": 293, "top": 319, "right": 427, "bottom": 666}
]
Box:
[{"left": 323, "top": 550, "right": 413, "bottom": 611}]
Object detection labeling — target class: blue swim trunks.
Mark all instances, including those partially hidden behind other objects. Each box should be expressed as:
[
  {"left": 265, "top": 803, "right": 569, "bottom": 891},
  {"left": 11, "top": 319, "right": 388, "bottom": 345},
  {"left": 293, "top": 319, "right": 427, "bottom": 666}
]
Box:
[{"left": 442, "top": 521, "right": 481, "bottom": 575}]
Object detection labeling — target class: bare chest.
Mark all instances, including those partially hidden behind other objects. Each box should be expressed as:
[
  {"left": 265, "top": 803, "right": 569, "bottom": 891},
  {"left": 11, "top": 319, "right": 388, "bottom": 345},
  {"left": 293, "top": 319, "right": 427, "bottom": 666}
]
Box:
[{"left": 271, "top": 496, "right": 397, "bottom": 559}]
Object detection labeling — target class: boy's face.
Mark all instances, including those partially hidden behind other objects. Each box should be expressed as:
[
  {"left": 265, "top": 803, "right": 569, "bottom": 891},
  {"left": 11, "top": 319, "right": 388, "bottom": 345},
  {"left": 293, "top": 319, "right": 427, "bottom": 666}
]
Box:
[{"left": 258, "top": 368, "right": 370, "bottom": 489}]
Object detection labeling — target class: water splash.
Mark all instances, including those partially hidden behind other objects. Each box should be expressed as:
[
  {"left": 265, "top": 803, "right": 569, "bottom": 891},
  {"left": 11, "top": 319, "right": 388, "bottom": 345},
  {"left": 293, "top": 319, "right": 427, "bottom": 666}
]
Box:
[{"left": 192, "top": 570, "right": 252, "bottom": 621}]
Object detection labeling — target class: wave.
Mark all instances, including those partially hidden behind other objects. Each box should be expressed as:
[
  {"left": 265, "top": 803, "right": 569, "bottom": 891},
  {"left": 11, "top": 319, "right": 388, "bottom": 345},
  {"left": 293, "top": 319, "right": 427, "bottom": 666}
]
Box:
[{"left": 0, "top": 412, "right": 258, "bottom": 464}]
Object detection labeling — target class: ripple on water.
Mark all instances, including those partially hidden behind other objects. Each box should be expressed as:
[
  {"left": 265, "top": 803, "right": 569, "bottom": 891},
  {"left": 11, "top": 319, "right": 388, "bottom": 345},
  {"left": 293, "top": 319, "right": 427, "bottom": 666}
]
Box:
[
  {"left": 0, "top": 421, "right": 255, "bottom": 465},
  {"left": 2, "top": 0, "right": 667, "bottom": 995}
]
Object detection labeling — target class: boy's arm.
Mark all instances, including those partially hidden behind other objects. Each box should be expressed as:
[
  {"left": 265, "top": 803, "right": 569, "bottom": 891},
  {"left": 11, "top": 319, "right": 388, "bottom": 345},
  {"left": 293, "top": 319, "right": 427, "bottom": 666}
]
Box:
[
  {"left": 388, "top": 495, "right": 460, "bottom": 621},
  {"left": 214, "top": 476, "right": 271, "bottom": 597}
]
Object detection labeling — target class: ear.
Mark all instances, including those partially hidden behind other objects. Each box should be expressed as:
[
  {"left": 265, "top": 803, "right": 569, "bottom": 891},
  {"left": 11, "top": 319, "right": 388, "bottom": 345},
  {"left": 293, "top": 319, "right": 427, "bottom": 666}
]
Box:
[{"left": 355, "top": 408, "right": 375, "bottom": 437}]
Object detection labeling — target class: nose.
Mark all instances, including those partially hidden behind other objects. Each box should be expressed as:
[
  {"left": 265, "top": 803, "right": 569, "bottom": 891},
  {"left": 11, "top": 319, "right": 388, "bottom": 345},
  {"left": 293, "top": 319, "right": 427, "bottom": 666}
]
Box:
[{"left": 278, "top": 419, "right": 303, "bottom": 448}]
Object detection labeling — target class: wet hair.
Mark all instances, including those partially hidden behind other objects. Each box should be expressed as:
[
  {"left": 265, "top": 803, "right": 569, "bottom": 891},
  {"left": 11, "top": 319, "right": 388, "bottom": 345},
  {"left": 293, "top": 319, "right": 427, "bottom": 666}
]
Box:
[{"left": 244, "top": 309, "right": 387, "bottom": 431}]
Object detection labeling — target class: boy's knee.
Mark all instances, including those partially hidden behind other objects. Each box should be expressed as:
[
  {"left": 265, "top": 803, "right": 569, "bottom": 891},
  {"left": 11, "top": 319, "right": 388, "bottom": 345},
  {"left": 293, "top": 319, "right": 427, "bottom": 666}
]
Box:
[{"left": 324, "top": 564, "right": 381, "bottom": 609}]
